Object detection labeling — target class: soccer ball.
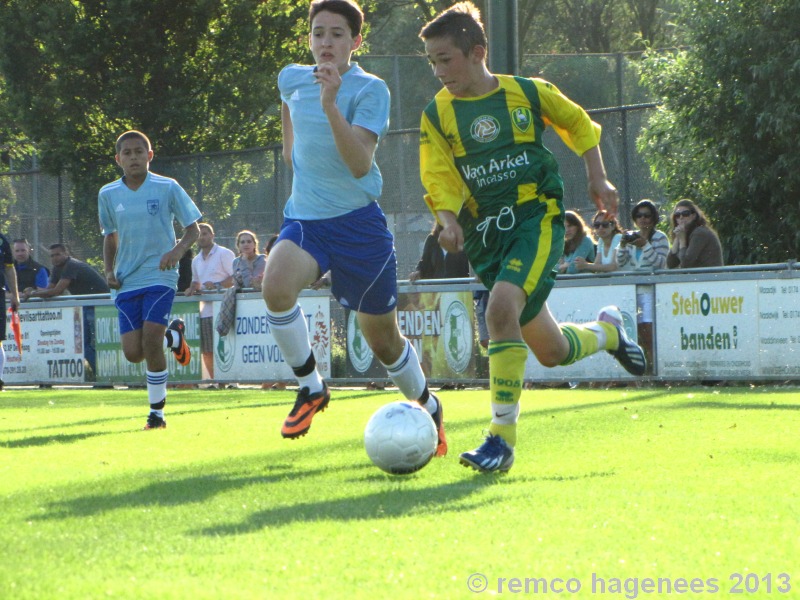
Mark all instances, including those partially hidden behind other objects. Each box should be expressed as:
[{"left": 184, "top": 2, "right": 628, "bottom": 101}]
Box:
[{"left": 364, "top": 401, "right": 437, "bottom": 475}]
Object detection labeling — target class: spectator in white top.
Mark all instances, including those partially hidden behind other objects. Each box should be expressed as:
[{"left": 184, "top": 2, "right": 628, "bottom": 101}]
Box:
[
  {"left": 185, "top": 223, "right": 234, "bottom": 379},
  {"left": 574, "top": 210, "right": 623, "bottom": 273}
]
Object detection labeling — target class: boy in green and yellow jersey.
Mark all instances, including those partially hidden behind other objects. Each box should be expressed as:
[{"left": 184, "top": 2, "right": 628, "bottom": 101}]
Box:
[{"left": 419, "top": 2, "right": 647, "bottom": 473}]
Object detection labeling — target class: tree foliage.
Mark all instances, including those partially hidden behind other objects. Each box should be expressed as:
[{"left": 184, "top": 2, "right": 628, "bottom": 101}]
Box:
[
  {"left": 638, "top": 0, "right": 800, "bottom": 264},
  {"left": 0, "top": 0, "right": 308, "bottom": 251}
]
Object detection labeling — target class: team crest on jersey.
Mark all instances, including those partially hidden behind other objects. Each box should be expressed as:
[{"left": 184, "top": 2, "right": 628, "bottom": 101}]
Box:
[
  {"left": 147, "top": 199, "right": 159, "bottom": 215},
  {"left": 470, "top": 115, "right": 500, "bottom": 143},
  {"left": 511, "top": 107, "right": 532, "bottom": 132}
]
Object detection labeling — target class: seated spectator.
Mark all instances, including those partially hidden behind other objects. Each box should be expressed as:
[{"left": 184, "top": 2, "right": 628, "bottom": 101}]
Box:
[
  {"left": 264, "top": 233, "right": 279, "bottom": 256},
  {"left": 558, "top": 211, "right": 595, "bottom": 275},
  {"left": 13, "top": 238, "right": 49, "bottom": 293},
  {"left": 22, "top": 243, "right": 110, "bottom": 300},
  {"left": 232, "top": 230, "right": 266, "bottom": 290},
  {"left": 615, "top": 200, "right": 669, "bottom": 272},
  {"left": 408, "top": 222, "right": 469, "bottom": 282},
  {"left": 177, "top": 246, "right": 194, "bottom": 293},
  {"left": 667, "top": 199, "right": 724, "bottom": 268},
  {"left": 615, "top": 200, "right": 668, "bottom": 374},
  {"left": 574, "top": 210, "right": 622, "bottom": 273}
]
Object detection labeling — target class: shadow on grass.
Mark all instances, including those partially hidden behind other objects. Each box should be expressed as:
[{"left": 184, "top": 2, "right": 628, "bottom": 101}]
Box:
[
  {"left": 0, "top": 390, "right": 373, "bottom": 437},
  {"left": 0, "top": 430, "right": 114, "bottom": 448},
  {"left": 667, "top": 401, "right": 800, "bottom": 411},
  {"left": 30, "top": 462, "right": 344, "bottom": 521},
  {"left": 193, "top": 476, "right": 501, "bottom": 536}
]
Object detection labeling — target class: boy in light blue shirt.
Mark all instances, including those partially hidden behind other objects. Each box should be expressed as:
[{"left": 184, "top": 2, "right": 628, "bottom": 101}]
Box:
[
  {"left": 262, "top": 0, "right": 446, "bottom": 456},
  {"left": 99, "top": 130, "right": 201, "bottom": 430}
]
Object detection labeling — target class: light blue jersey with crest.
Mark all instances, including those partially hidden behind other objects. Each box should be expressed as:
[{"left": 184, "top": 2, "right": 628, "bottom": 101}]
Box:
[
  {"left": 279, "top": 62, "right": 390, "bottom": 220},
  {"left": 98, "top": 172, "right": 202, "bottom": 295}
]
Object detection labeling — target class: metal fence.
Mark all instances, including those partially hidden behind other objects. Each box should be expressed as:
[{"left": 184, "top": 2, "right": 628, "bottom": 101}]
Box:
[{"left": 0, "top": 52, "right": 663, "bottom": 276}]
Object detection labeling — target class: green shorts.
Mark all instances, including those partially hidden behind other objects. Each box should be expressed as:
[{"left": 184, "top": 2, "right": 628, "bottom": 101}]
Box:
[{"left": 462, "top": 198, "right": 565, "bottom": 325}]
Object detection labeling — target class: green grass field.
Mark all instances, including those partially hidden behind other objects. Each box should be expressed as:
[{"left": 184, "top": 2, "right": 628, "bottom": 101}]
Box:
[{"left": 1, "top": 384, "right": 798, "bottom": 599}]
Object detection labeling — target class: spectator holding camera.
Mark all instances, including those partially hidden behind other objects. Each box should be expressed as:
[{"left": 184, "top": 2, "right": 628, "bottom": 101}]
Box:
[
  {"left": 558, "top": 211, "right": 595, "bottom": 275},
  {"left": 615, "top": 199, "right": 668, "bottom": 374},
  {"left": 574, "top": 210, "right": 622, "bottom": 273},
  {"left": 615, "top": 200, "right": 668, "bottom": 272},
  {"left": 667, "top": 199, "right": 723, "bottom": 269}
]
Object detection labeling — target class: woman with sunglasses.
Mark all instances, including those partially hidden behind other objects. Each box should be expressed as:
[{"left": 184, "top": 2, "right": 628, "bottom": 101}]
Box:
[
  {"left": 615, "top": 199, "right": 668, "bottom": 374},
  {"left": 667, "top": 199, "right": 723, "bottom": 268},
  {"left": 575, "top": 210, "right": 623, "bottom": 273},
  {"left": 558, "top": 211, "right": 596, "bottom": 274},
  {"left": 615, "top": 199, "right": 669, "bottom": 271}
]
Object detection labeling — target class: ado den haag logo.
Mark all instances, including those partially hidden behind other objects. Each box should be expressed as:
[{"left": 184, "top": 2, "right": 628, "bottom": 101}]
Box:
[
  {"left": 347, "top": 311, "right": 374, "bottom": 373},
  {"left": 443, "top": 298, "right": 472, "bottom": 373},
  {"left": 511, "top": 107, "right": 532, "bottom": 133},
  {"left": 215, "top": 327, "right": 236, "bottom": 374},
  {"left": 470, "top": 115, "right": 500, "bottom": 143}
]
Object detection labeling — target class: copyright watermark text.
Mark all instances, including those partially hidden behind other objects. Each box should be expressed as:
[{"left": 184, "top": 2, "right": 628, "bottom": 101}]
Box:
[{"left": 466, "top": 572, "right": 792, "bottom": 597}]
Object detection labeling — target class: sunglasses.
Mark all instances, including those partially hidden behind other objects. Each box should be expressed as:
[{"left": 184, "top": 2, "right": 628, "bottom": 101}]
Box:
[
  {"left": 634, "top": 212, "right": 653, "bottom": 220},
  {"left": 593, "top": 222, "right": 613, "bottom": 229},
  {"left": 674, "top": 209, "right": 695, "bottom": 218}
]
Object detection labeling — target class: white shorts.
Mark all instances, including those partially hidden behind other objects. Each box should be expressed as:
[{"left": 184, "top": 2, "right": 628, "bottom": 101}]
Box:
[{"left": 637, "top": 288, "right": 654, "bottom": 324}]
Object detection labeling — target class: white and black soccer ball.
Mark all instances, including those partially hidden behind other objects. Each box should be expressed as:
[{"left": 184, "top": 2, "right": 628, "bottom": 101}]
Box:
[{"left": 364, "top": 401, "right": 437, "bottom": 475}]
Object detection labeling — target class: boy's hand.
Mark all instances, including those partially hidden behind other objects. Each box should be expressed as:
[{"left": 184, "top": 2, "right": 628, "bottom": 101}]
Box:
[
  {"left": 436, "top": 210, "right": 463, "bottom": 253},
  {"left": 589, "top": 177, "right": 619, "bottom": 218},
  {"left": 314, "top": 62, "right": 342, "bottom": 109},
  {"left": 438, "top": 225, "right": 463, "bottom": 253},
  {"left": 106, "top": 272, "right": 122, "bottom": 290}
]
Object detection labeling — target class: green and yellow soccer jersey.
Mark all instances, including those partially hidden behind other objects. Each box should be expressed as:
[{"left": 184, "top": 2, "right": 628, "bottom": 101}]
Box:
[{"left": 419, "top": 75, "right": 601, "bottom": 221}]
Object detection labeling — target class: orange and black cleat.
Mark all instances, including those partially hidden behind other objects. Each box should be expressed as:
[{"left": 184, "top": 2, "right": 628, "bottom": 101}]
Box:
[
  {"left": 167, "top": 318, "right": 191, "bottom": 366},
  {"left": 281, "top": 383, "right": 331, "bottom": 439}
]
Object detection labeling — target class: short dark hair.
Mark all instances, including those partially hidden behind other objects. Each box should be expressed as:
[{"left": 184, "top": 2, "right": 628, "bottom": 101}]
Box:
[
  {"left": 49, "top": 243, "right": 68, "bottom": 253},
  {"left": 309, "top": 0, "right": 363, "bottom": 37},
  {"left": 13, "top": 238, "right": 30, "bottom": 246},
  {"left": 631, "top": 199, "right": 660, "bottom": 224},
  {"left": 115, "top": 130, "right": 152, "bottom": 154},
  {"left": 419, "top": 1, "right": 487, "bottom": 56},
  {"left": 265, "top": 234, "right": 279, "bottom": 254}
]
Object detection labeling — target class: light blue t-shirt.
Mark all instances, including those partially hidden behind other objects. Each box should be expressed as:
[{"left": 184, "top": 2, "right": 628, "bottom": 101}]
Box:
[
  {"left": 563, "top": 236, "right": 597, "bottom": 274},
  {"left": 279, "top": 62, "right": 390, "bottom": 220},
  {"left": 98, "top": 172, "right": 202, "bottom": 295}
]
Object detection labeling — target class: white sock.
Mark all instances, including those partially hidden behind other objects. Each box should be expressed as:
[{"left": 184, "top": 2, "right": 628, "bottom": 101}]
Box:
[
  {"left": 491, "top": 402, "right": 520, "bottom": 425},
  {"left": 267, "top": 305, "right": 312, "bottom": 366},
  {"left": 164, "top": 329, "right": 181, "bottom": 349},
  {"left": 146, "top": 369, "right": 168, "bottom": 417},
  {"left": 267, "top": 306, "right": 323, "bottom": 393},
  {"left": 585, "top": 322, "right": 608, "bottom": 349},
  {"left": 382, "top": 339, "right": 436, "bottom": 413}
]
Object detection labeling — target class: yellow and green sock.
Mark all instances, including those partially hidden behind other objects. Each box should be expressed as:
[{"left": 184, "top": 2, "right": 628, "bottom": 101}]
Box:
[
  {"left": 488, "top": 340, "right": 528, "bottom": 447},
  {"left": 559, "top": 321, "right": 618, "bottom": 365}
]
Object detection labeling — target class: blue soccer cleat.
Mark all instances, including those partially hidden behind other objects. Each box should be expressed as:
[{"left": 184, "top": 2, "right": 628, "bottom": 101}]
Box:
[
  {"left": 597, "top": 305, "right": 647, "bottom": 376},
  {"left": 459, "top": 433, "right": 515, "bottom": 473}
]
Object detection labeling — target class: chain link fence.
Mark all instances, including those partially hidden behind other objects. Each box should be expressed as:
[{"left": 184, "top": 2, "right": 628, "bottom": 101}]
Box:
[{"left": 1, "top": 52, "right": 663, "bottom": 276}]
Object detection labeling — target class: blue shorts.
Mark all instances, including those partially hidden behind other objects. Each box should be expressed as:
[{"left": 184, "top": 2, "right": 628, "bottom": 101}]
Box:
[
  {"left": 278, "top": 202, "right": 397, "bottom": 315},
  {"left": 115, "top": 285, "right": 176, "bottom": 335}
]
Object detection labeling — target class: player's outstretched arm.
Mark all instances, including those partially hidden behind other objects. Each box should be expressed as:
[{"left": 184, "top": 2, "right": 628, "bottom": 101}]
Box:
[{"left": 583, "top": 146, "right": 619, "bottom": 218}]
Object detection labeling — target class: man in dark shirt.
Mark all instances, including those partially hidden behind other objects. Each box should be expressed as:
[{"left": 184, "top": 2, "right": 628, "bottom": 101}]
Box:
[
  {"left": 13, "top": 239, "right": 49, "bottom": 293},
  {"left": 21, "top": 243, "right": 110, "bottom": 300}
]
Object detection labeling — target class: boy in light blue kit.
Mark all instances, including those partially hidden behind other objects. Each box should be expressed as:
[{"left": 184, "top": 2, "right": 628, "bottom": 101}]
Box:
[
  {"left": 99, "top": 130, "right": 201, "bottom": 430},
  {"left": 262, "top": 0, "right": 446, "bottom": 455}
]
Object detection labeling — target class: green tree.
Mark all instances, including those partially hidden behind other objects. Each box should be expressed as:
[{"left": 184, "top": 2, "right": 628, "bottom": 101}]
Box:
[
  {"left": 638, "top": 0, "right": 800, "bottom": 264},
  {"left": 0, "top": 0, "right": 307, "bottom": 253}
]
